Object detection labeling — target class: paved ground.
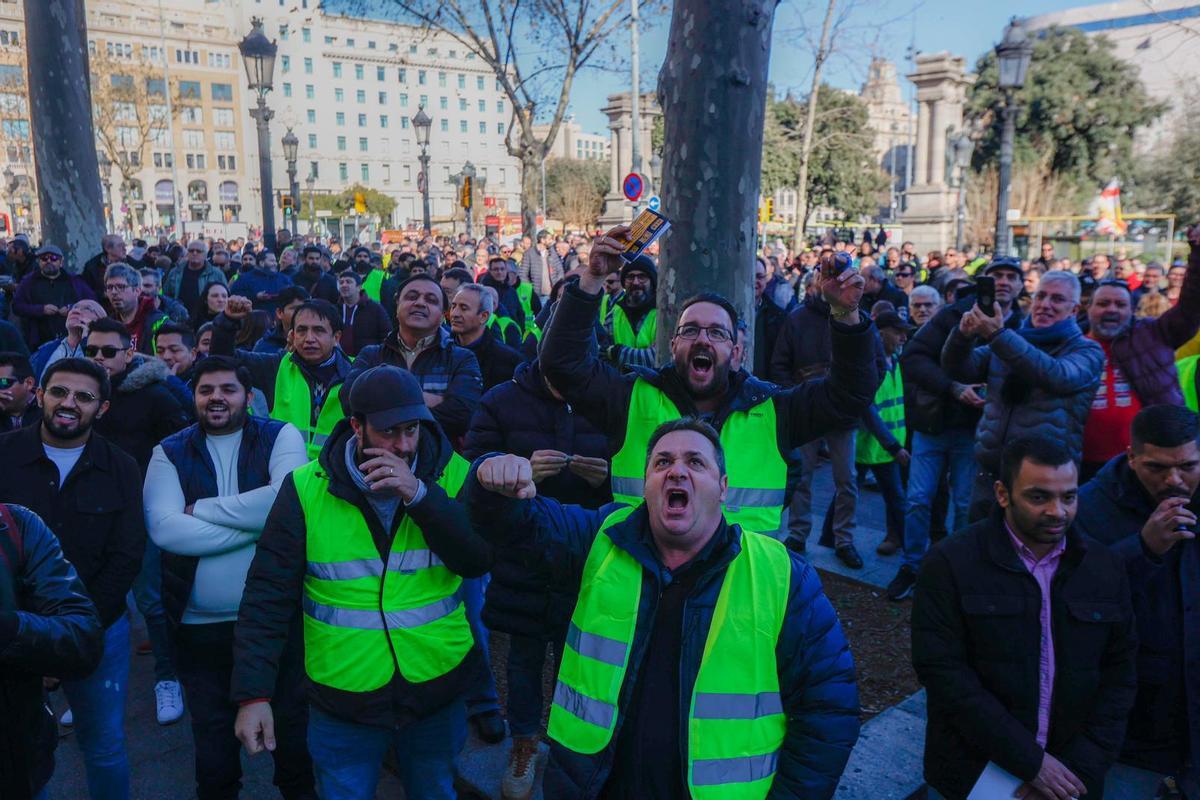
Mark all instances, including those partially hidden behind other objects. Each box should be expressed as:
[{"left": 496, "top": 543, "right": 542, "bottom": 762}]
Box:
[{"left": 47, "top": 462, "right": 898, "bottom": 799}]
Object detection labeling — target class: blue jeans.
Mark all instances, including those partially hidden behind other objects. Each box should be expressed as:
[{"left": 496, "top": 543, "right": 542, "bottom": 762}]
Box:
[
  {"left": 903, "top": 430, "right": 976, "bottom": 569},
  {"left": 130, "top": 538, "right": 175, "bottom": 682},
  {"left": 62, "top": 616, "right": 131, "bottom": 800},
  {"left": 506, "top": 634, "right": 550, "bottom": 737},
  {"left": 863, "top": 461, "right": 905, "bottom": 543},
  {"left": 461, "top": 575, "right": 499, "bottom": 717},
  {"left": 307, "top": 701, "right": 466, "bottom": 800}
]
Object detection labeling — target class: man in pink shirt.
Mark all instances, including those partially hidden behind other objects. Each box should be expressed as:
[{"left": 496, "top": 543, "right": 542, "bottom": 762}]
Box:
[{"left": 912, "top": 436, "right": 1137, "bottom": 800}]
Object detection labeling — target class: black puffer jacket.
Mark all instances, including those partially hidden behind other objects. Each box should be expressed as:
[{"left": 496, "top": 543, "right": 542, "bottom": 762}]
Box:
[
  {"left": 463, "top": 360, "right": 611, "bottom": 639},
  {"left": 94, "top": 356, "right": 193, "bottom": 472},
  {"left": 0, "top": 504, "right": 102, "bottom": 800}
]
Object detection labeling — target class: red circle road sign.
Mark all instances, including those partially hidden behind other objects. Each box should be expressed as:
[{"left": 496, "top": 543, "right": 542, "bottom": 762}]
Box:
[{"left": 622, "top": 173, "right": 644, "bottom": 203}]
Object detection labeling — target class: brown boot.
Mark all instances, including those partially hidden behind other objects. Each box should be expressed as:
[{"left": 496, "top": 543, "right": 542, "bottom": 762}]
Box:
[{"left": 501, "top": 735, "right": 541, "bottom": 800}]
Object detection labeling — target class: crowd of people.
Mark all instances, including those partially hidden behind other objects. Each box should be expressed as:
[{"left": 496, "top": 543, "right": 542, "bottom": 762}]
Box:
[{"left": 0, "top": 218, "right": 1196, "bottom": 800}]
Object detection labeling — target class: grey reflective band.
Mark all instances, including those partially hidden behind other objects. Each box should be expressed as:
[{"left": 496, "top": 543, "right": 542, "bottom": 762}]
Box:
[
  {"left": 693, "top": 691, "right": 783, "bottom": 720},
  {"left": 724, "top": 487, "right": 786, "bottom": 509},
  {"left": 303, "top": 594, "right": 460, "bottom": 630},
  {"left": 307, "top": 550, "right": 444, "bottom": 582},
  {"left": 312, "top": 432, "right": 329, "bottom": 446},
  {"left": 691, "top": 751, "right": 779, "bottom": 786},
  {"left": 566, "top": 622, "right": 628, "bottom": 667},
  {"left": 552, "top": 680, "right": 615, "bottom": 730},
  {"left": 610, "top": 476, "right": 644, "bottom": 497},
  {"left": 878, "top": 396, "right": 904, "bottom": 409}
]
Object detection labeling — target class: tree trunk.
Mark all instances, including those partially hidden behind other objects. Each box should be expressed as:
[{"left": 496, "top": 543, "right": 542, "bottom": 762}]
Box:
[
  {"left": 789, "top": 0, "right": 837, "bottom": 253},
  {"left": 23, "top": 0, "right": 105, "bottom": 272},
  {"left": 520, "top": 146, "right": 542, "bottom": 237},
  {"left": 656, "top": 0, "right": 778, "bottom": 367}
]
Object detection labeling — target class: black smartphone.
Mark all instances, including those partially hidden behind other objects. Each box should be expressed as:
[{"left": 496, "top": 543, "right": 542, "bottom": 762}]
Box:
[{"left": 976, "top": 275, "right": 996, "bottom": 316}]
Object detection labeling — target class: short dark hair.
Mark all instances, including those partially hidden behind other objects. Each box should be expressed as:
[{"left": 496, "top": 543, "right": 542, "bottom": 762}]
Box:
[
  {"left": 395, "top": 274, "right": 447, "bottom": 309},
  {"left": 679, "top": 292, "right": 739, "bottom": 336},
  {"left": 1131, "top": 405, "right": 1199, "bottom": 451},
  {"left": 338, "top": 269, "right": 364, "bottom": 286},
  {"left": 290, "top": 299, "right": 342, "bottom": 333},
  {"left": 441, "top": 267, "right": 474, "bottom": 287},
  {"left": 0, "top": 351, "right": 33, "bottom": 380},
  {"left": 154, "top": 321, "right": 195, "bottom": 349},
  {"left": 197, "top": 322, "right": 215, "bottom": 340},
  {"left": 302, "top": 244, "right": 322, "bottom": 257},
  {"left": 1000, "top": 437, "right": 1076, "bottom": 491},
  {"left": 645, "top": 417, "right": 726, "bottom": 476},
  {"left": 85, "top": 316, "right": 133, "bottom": 348},
  {"left": 42, "top": 357, "right": 111, "bottom": 402},
  {"left": 276, "top": 285, "right": 311, "bottom": 309},
  {"left": 191, "top": 355, "right": 253, "bottom": 395},
  {"left": 488, "top": 255, "right": 509, "bottom": 269}
]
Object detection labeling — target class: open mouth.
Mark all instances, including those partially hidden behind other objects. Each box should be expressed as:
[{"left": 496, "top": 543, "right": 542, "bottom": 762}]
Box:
[
  {"left": 690, "top": 352, "right": 713, "bottom": 375},
  {"left": 53, "top": 410, "right": 80, "bottom": 424},
  {"left": 206, "top": 403, "right": 228, "bottom": 414},
  {"left": 666, "top": 488, "right": 690, "bottom": 511}
]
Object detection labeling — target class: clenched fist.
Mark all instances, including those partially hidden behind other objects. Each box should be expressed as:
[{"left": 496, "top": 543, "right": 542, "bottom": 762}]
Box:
[{"left": 477, "top": 454, "right": 537, "bottom": 500}]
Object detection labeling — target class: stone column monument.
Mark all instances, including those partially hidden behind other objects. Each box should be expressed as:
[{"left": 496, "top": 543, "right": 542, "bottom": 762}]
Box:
[
  {"left": 599, "top": 91, "right": 661, "bottom": 227},
  {"left": 900, "top": 53, "right": 975, "bottom": 255}
]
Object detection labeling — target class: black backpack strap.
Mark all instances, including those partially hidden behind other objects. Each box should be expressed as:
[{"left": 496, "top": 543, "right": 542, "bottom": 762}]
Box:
[{"left": 0, "top": 502, "right": 23, "bottom": 576}]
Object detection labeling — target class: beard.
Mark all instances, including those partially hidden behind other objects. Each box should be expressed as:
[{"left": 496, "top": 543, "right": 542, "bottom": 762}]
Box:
[
  {"left": 358, "top": 428, "right": 416, "bottom": 466},
  {"left": 43, "top": 410, "right": 92, "bottom": 442},
  {"left": 200, "top": 401, "right": 247, "bottom": 434}
]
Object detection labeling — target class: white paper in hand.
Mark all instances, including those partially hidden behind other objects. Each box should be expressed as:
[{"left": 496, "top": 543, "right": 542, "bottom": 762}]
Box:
[{"left": 966, "top": 762, "right": 1023, "bottom": 800}]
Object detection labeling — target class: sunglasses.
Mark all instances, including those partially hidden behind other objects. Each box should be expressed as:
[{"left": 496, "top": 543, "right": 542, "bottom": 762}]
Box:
[
  {"left": 84, "top": 344, "right": 125, "bottom": 358},
  {"left": 0, "top": 376, "right": 20, "bottom": 390},
  {"left": 895, "top": 271, "right": 914, "bottom": 278},
  {"left": 45, "top": 385, "right": 99, "bottom": 404},
  {"left": 39, "top": 254, "right": 61, "bottom": 262}
]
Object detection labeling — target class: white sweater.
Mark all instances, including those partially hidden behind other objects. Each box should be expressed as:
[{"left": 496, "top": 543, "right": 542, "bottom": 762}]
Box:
[{"left": 144, "top": 423, "right": 308, "bottom": 624}]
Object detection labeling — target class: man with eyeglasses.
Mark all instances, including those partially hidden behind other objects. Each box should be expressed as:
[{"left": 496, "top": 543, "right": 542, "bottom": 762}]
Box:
[
  {"left": 0, "top": 351, "right": 39, "bottom": 431},
  {"left": 0, "top": 356, "right": 146, "bottom": 798},
  {"left": 12, "top": 244, "right": 96, "bottom": 349},
  {"left": 541, "top": 226, "right": 876, "bottom": 553},
  {"left": 103, "top": 263, "right": 167, "bottom": 355},
  {"left": 163, "top": 239, "right": 227, "bottom": 312},
  {"left": 1081, "top": 224, "right": 1200, "bottom": 480}
]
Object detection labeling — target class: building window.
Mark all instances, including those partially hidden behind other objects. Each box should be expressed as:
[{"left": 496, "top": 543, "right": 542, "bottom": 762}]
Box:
[
  {"left": 306, "top": 109, "right": 316, "bottom": 123},
  {"left": 356, "top": 89, "right": 366, "bottom": 103},
  {"left": 418, "top": 70, "right": 426, "bottom": 85},
  {"left": 332, "top": 62, "right": 342, "bottom": 78},
  {"left": 457, "top": 74, "right": 465, "bottom": 90},
  {"left": 438, "top": 71, "right": 446, "bottom": 88},
  {"left": 211, "top": 83, "right": 233, "bottom": 102},
  {"left": 398, "top": 68, "right": 407, "bottom": 83},
  {"left": 380, "top": 114, "right": 388, "bottom": 128},
  {"left": 338, "top": 162, "right": 348, "bottom": 181},
  {"left": 181, "top": 106, "right": 202, "bottom": 124},
  {"left": 179, "top": 80, "right": 201, "bottom": 100},
  {"left": 282, "top": 83, "right": 292, "bottom": 97},
  {"left": 357, "top": 113, "right": 367, "bottom": 127},
  {"left": 214, "top": 131, "right": 235, "bottom": 150},
  {"left": 383, "top": 163, "right": 391, "bottom": 183},
  {"left": 305, "top": 84, "right": 314, "bottom": 100},
  {"left": 354, "top": 64, "right": 364, "bottom": 80},
  {"left": 400, "top": 93, "right": 408, "bottom": 108},
  {"left": 459, "top": 120, "right": 468, "bottom": 133},
  {"left": 439, "top": 96, "right": 448, "bottom": 110},
  {"left": 325, "top": 35, "right": 336, "bottom": 45},
  {"left": 376, "top": 66, "right": 385, "bottom": 81},
  {"left": 346, "top": 38, "right": 355, "bottom": 48},
  {"left": 419, "top": 94, "right": 428, "bottom": 108},
  {"left": 337, "top": 136, "right": 346, "bottom": 151},
  {"left": 358, "top": 137, "right": 368, "bottom": 152},
  {"left": 378, "top": 91, "right": 387, "bottom": 104},
  {"left": 302, "top": 27, "right": 311, "bottom": 43},
  {"left": 361, "top": 163, "right": 369, "bottom": 182},
  {"left": 497, "top": 100, "right": 504, "bottom": 114},
  {"left": 440, "top": 119, "right": 448, "bottom": 132},
  {"left": 477, "top": 76, "right": 485, "bottom": 90},
  {"left": 479, "top": 121, "right": 486, "bottom": 134},
  {"left": 304, "top": 57, "right": 313, "bottom": 74},
  {"left": 497, "top": 122, "right": 505, "bottom": 135},
  {"left": 308, "top": 133, "right": 317, "bottom": 148},
  {"left": 183, "top": 130, "right": 205, "bottom": 148},
  {"left": 336, "top": 112, "right": 345, "bottom": 126},
  {"left": 458, "top": 98, "right": 467, "bottom": 111},
  {"left": 213, "top": 108, "right": 234, "bottom": 127},
  {"left": 335, "top": 88, "right": 344, "bottom": 103},
  {"left": 478, "top": 99, "right": 486, "bottom": 113},
  {"left": 281, "top": 55, "right": 290, "bottom": 73},
  {"left": 368, "top": 40, "right": 376, "bottom": 50},
  {"left": 309, "top": 161, "right": 319, "bottom": 179},
  {"left": 499, "top": 168, "right": 506, "bottom": 185},
  {"left": 401, "top": 117, "right": 409, "bottom": 130}
]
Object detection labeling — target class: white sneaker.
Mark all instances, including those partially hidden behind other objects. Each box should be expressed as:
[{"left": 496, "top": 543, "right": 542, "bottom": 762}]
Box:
[
  {"left": 60, "top": 707, "right": 74, "bottom": 727},
  {"left": 154, "top": 680, "right": 184, "bottom": 725}
]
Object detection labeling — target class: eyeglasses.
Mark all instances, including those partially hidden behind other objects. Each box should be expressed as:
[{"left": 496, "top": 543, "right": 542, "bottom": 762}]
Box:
[
  {"left": 84, "top": 344, "right": 124, "bottom": 358},
  {"left": 0, "top": 376, "right": 19, "bottom": 390},
  {"left": 104, "top": 283, "right": 131, "bottom": 294},
  {"left": 675, "top": 324, "right": 733, "bottom": 343},
  {"left": 38, "top": 254, "right": 61, "bottom": 262},
  {"left": 45, "top": 385, "right": 99, "bottom": 404},
  {"left": 895, "top": 271, "right": 914, "bottom": 278}
]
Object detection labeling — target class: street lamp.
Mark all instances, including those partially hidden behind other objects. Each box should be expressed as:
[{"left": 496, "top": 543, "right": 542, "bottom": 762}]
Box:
[
  {"left": 411, "top": 105, "right": 432, "bottom": 235},
  {"left": 3, "top": 167, "right": 16, "bottom": 233},
  {"left": 993, "top": 18, "right": 1033, "bottom": 257},
  {"left": 948, "top": 131, "right": 975, "bottom": 251},
  {"left": 282, "top": 127, "right": 299, "bottom": 237},
  {"left": 239, "top": 17, "right": 279, "bottom": 251},
  {"left": 98, "top": 152, "right": 113, "bottom": 234},
  {"left": 305, "top": 173, "right": 316, "bottom": 236}
]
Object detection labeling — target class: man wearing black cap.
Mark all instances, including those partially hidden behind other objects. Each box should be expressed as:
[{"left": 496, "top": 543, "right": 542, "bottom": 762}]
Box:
[
  {"left": 232, "top": 365, "right": 493, "bottom": 799},
  {"left": 293, "top": 245, "right": 339, "bottom": 304},
  {"left": 11, "top": 244, "right": 97, "bottom": 348},
  {"left": 602, "top": 255, "right": 658, "bottom": 370}
]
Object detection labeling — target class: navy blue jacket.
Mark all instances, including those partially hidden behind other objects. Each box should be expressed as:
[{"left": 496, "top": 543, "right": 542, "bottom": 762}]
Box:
[
  {"left": 465, "top": 463, "right": 860, "bottom": 799},
  {"left": 229, "top": 268, "right": 294, "bottom": 314},
  {"left": 1076, "top": 455, "right": 1200, "bottom": 780},
  {"left": 157, "top": 418, "right": 285, "bottom": 628}
]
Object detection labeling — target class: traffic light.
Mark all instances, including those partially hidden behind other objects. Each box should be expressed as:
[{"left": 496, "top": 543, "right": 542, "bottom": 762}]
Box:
[
  {"left": 460, "top": 176, "right": 472, "bottom": 209},
  {"left": 281, "top": 195, "right": 294, "bottom": 217},
  {"left": 765, "top": 198, "right": 774, "bottom": 221}
]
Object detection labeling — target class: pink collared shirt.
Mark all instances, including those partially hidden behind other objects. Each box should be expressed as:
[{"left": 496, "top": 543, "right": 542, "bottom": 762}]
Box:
[{"left": 1006, "top": 521, "right": 1067, "bottom": 748}]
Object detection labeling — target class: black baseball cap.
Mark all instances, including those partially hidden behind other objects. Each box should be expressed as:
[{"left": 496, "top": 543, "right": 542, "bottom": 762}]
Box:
[
  {"left": 347, "top": 365, "right": 433, "bottom": 430},
  {"left": 983, "top": 256, "right": 1023, "bottom": 277},
  {"left": 875, "top": 310, "right": 916, "bottom": 333}
]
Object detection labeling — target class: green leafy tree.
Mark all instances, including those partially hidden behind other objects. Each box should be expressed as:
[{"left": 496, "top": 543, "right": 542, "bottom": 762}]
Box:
[
  {"left": 1131, "top": 97, "right": 1200, "bottom": 223},
  {"left": 760, "top": 86, "right": 888, "bottom": 226},
  {"left": 303, "top": 184, "right": 397, "bottom": 219},
  {"left": 544, "top": 158, "right": 609, "bottom": 229},
  {"left": 966, "top": 26, "right": 1165, "bottom": 189}
]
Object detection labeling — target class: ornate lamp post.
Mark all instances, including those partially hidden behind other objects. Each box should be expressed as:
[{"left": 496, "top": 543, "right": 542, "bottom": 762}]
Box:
[
  {"left": 3, "top": 167, "right": 16, "bottom": 233},
  {"left": 993, "top": 19, "right": 1033, "bottom": 257},
  {"left": 282, "top": 127, "right": 299, "bottom": 237},
  {"left": 305, "top": 173, "right": 316, "bottom": 236},
  {"left": 411, "top": 105, "right": 432, "bottom": 235},
  {"left": 238, "top": 18, "right": 279, "bottom": 251}
]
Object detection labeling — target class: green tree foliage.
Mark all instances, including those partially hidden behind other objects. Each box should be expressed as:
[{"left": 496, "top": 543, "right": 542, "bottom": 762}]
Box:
[
  {"left": 545, "top": 158, "right": 609, "bottom": 228},
  {"left": 966, "top": 26, "right": 1165, "bottom": 189},
  {"left": 1132, "top": 98, "right": 1200, "bottom": 223},
  {"left": 302, "top": 184, "right": 397, "bottom": 219},
  {"left": 760, "top": 86, "right": 887, "bottom": 223}
]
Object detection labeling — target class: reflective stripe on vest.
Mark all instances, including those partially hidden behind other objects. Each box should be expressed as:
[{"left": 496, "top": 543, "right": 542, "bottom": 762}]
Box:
[
  {"left": 610, "top": 379, "right": 787, "bottom": 534},
  {"left": 515, "top": 281, "right": 535, "bottom": 334},
  {"left": 611, "top": 306, "right": 657, "bottom": 350},
  {"left": 487, "top": 313, "right": 520, "bottom": 344},
  {"left": 271, "top": 357, "right": 345, "bottom": 460},
  {"left": 1179, "top": 355, "right": 1200, "bottom": 413},
  {"left": 297, "top": 453, "right": 473, "bottom": 692},
  {"left": 362, "top": 269, "right": 385, "bottom": 302},
  {"left": 856, "top": 360, "right": 906, "bottom": 465},
  {"left": 548, "top": 509, "right": 790, "bottom": 800}
]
